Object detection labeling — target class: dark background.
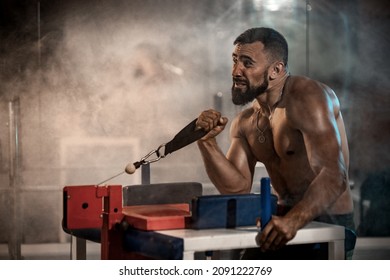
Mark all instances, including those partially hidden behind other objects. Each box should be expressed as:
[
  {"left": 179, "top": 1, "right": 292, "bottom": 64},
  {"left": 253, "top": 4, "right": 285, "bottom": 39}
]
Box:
[{"left": 0, "top": 0, "right": 389, "bottom": 256}]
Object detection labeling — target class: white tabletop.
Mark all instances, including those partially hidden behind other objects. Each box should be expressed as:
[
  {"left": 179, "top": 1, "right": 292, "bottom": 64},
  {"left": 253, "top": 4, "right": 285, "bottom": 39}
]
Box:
[{"left": 156, "top": 221, "right": 345, "bottom": 259}]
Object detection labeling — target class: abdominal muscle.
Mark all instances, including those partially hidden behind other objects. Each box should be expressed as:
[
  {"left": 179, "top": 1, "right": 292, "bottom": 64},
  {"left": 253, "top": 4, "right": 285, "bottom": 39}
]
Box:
[
  {"left": 263, "top": 157, "right": 353, "bottom": 215},
  {"left": 249, "top": 128, "right": 353, "bottom": 216},
  {"left": 263, "top": 153, "right": 315, "bottom": 207}
]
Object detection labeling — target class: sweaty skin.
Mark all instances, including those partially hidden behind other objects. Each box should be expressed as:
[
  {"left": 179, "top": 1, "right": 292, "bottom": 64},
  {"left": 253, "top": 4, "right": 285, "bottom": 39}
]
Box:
[{"left": 196, "top": 42, "right": 353, "bottom": 252}]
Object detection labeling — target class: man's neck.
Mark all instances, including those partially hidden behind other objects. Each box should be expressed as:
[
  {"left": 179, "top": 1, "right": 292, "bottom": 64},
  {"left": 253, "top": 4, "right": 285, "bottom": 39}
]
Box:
[{"left": 257, "top": 73, "right": 290, "bottom": 116}]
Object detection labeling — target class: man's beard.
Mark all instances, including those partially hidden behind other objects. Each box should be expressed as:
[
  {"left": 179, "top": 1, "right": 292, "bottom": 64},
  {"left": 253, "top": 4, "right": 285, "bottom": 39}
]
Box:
[{"left": 231, "top": 72, "right": 269, "bottom": 105}]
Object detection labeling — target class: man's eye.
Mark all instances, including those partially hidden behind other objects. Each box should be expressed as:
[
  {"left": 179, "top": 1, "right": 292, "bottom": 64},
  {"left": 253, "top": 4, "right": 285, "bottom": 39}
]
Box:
[{"left": 243, "top": 60, "right": 253, "bottom": 67}]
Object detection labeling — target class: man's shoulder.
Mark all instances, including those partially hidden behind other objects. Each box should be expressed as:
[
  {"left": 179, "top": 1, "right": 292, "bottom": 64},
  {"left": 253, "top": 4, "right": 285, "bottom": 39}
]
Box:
[
  {"left": 289, "top": 75, "right": 326, "bottom": 92},
  {"left": 285, "top": 76, "right": 339, "bottom": 124},
  {"left": 287, "top": 75, "right": 334, "bottom": 102}
]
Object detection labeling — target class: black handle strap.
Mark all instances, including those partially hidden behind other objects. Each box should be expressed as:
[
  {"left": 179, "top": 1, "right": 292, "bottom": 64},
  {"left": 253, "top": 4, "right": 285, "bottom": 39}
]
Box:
[{"left": 164, "top": 118, "right": 207, "bottom": 156}]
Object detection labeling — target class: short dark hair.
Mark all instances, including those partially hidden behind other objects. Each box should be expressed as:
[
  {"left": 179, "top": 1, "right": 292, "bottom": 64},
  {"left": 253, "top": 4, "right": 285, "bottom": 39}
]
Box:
[{"left": 234, "top": 27, "right": 288, "bottom": 66}]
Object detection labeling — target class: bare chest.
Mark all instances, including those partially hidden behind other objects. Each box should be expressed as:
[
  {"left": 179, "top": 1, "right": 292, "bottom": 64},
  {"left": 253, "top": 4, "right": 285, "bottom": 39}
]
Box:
[
  {"left": 247, "top": 109, "right": 305, "bottom": 162},
  {"left": 244, "top": 108, "right": 314, "bottom": 203}
]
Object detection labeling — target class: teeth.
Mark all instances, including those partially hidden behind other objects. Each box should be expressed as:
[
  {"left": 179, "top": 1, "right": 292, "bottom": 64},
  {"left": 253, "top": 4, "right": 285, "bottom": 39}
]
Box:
[{"left": 234, "top": 80, "right": 246, "bottom": 85}]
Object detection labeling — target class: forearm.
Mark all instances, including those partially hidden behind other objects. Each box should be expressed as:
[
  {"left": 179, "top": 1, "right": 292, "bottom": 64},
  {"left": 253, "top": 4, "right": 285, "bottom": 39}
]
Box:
[
  {"left": 285, "top": 167, "right": 347, "bottom": 229},
  {"left": 197, "top": 139, "right": 252, "bottom": 194}
]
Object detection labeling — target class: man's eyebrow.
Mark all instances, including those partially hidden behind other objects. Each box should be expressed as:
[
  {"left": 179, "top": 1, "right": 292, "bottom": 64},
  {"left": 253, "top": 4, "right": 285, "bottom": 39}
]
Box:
[{"left": 232, "top": 53, "right": 256, "bottom": 62}]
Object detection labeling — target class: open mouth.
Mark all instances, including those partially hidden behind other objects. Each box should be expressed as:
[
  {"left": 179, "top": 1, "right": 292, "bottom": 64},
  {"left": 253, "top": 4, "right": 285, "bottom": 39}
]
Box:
[{"left": 233, "top": 79, "right": 248, "bottom": 89}]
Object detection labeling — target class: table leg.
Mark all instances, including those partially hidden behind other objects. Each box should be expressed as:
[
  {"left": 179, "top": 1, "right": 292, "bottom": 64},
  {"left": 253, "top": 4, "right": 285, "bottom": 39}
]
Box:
[
  {"left": 71, "top": 236, "right": 87, "bottom": 260},
  {"left": 328, "top": 240, "right": 344, "bottom": 260},
  {"left": 182, "top": 251, "right": 195, "bottom": 260}
]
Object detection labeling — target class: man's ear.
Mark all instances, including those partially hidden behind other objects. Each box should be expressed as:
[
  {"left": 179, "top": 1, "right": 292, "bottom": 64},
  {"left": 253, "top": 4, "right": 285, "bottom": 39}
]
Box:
[{"left": 269, "top": 61, "right": 285, "bottom": 80}]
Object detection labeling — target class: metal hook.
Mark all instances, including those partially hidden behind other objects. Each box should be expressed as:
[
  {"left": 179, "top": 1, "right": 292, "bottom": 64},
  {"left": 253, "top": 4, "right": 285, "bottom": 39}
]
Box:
[{"left": 139, "top": 143, "right": 167, "bottom": 165}]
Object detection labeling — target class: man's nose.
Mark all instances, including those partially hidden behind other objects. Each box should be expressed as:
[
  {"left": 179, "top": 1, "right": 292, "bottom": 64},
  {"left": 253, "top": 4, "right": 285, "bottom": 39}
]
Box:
[{"left": 232, "top": 62, "right": 243, "bottom": 77}]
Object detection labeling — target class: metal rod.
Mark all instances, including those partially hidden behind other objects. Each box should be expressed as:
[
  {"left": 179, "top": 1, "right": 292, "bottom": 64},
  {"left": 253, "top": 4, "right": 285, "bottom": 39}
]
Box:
[
  {"left": 97, "top": 171, "right": 125, "bottom": 186},
  {"left": 8, "top": 99, "right": 21, "bottom": 260},
  {"left": 141, "top": 164, "right": 150, "bottom": 185},
  {"left": 37, "top": 1, "right": 41, "bottom": 67},
  {"left": 306, "top": 0, "right": 311, "bottom": 76}
]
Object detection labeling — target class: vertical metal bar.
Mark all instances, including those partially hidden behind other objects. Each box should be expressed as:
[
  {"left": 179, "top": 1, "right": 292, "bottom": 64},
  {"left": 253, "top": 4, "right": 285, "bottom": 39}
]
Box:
[
  {"left": 141, "top": 164, "right": 150, "bottom": 185},
  {"left": 37, "top": 1, "right": 41, "bottom": 68},
  {"left": 306, "top": 1, "right": 311, "bottom": 76},
  {"left": 213, "top": 92, "right": 223, "bottom": 112},
  {"left": 8, "top": 99, "right": 21, "bottom": 260}
]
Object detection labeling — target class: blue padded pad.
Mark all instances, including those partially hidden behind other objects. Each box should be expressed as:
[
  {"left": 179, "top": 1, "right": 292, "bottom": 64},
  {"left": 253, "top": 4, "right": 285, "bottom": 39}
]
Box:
[
  {"left": 62, "top": 219, "right": 101, "bottom": 243},
  {"left": 187, "top": 193, "right": 278, "bottom": 229},
  {"left": 123, "top": 228, "right": 184, "bottom": 260}
]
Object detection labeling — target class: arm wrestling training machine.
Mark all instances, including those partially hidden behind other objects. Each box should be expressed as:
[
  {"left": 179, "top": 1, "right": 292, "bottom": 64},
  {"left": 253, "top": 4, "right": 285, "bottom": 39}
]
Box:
[
  {"left": 62, "top": 119, "right": 277, "bottom": 259},
  {"left": 62, "top": 183, "right": 277, "bottom": 260}
]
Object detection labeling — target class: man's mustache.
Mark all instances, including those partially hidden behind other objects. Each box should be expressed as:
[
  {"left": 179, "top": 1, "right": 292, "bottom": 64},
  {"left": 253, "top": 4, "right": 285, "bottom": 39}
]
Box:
[{"left": 232, "top": 77, "right": 248, "bottom": 84}]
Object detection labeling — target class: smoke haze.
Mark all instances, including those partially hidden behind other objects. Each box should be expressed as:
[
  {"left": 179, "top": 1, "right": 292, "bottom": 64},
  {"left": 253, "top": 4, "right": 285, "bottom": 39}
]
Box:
[{"left": 0, "top": 0, "right": 389, "bottom": 248}]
